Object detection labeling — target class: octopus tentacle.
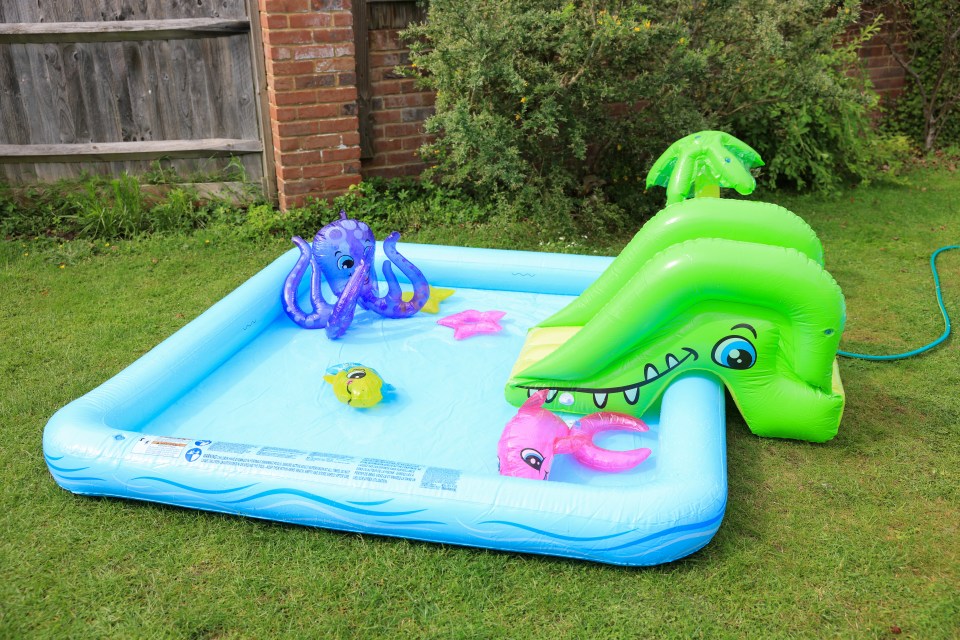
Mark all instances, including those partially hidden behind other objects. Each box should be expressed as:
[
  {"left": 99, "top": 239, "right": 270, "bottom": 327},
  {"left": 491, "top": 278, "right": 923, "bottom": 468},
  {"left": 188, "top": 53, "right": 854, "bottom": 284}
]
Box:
[
  {"left": 325, "top": 254, "right": 369, "bottom": 340},
  {"left": 361, "top": 232, "right": 430, "bottom": 317},
  {"left": 282, "top": 236, "right": 334, "bottom": 330}
]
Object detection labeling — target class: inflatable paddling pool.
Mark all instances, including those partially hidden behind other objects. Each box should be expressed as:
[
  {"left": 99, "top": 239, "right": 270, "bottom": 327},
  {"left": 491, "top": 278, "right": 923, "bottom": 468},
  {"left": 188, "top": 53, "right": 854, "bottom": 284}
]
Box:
[
  {"left": 43, "top": 240, "right": 728, "bottom": 566},
  {"left": 44, "top": 130, "right": 848, "bottom": 566}
]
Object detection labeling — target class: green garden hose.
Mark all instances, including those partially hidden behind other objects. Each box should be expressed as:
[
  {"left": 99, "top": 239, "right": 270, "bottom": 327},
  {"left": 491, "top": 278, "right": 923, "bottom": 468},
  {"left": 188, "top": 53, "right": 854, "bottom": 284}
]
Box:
[{"left": 838, "top": 245, "right": 958, "bottom": 360}]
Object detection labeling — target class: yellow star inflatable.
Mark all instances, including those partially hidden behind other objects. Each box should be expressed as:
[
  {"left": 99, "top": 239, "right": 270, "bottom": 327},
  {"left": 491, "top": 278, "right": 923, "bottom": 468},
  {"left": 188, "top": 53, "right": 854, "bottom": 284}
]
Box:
[{"left": 402, "top": 286, "right": 455, "bottom": 314}]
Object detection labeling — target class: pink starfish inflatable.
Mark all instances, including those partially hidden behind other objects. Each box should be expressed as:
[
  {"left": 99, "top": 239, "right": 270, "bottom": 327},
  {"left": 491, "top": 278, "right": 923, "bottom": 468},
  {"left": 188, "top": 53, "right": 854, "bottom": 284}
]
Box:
[{"left": 437, "top": 309, "right": 506, "bottom": 340}]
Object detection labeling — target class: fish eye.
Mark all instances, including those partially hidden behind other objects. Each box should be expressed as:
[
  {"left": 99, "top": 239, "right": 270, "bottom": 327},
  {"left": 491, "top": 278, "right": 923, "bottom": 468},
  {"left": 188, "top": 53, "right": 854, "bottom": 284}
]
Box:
[
  {"left": 337, "top": 255, "right": 354, "bottom": 270},
  {"left": 520, "top": 448, "right": 544, "bottom": 471},
  {"left": 711, "top": 335, "right": 757, "bottom": 370},
  {"left": 347, "top": 369, "right": 366, "bottom": 379}
]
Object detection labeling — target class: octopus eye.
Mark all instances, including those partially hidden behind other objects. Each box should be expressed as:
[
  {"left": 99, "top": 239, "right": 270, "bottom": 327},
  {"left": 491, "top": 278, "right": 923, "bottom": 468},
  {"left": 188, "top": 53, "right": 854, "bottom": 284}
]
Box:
[
  {"left": 520, "top": 448, "right": 544, "bottom": 471},
  {"left": 711, "top": 336, "right": 757, "bottom": 370},
  {"left": 347, "top": 369, "right": 366, "bottom": 379},
  {"left": 337, "top": 255, "right": 354, "bottom": 270}
]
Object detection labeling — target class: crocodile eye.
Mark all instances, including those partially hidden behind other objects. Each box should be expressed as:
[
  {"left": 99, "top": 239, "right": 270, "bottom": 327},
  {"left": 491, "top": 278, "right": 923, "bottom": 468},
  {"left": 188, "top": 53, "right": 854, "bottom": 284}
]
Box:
[
  {"left": 337, "top": 255, "right": 354, "bottom": 270},
  {"left": 520, "top": 448, "right": 544, "bottom": 471},
  {"left": 347, "top": 369, "right": 366, "bottom": 379},
  {"left": 711, "top": 336, "right": 756, "bottom": 370}
]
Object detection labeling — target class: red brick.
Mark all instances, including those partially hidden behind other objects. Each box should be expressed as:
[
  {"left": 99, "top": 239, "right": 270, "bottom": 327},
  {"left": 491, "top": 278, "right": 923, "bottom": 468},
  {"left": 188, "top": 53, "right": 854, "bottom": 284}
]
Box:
[
  {"left": 283, "top": 178, "right": 327, "bottom": 196},
  {"left": 311, "top": 0, "right": 345, "bottom": 10},
  {"left": 262, "top": 13, "right": 288, "bottom": 29},
  {"left": 870, "top": 65, "right": 906, "bottom": 80},
  {"left": 373, "top": 138, "right": 403, "bottom": 153},
  {"left": 303, "top": 163, "right": 345, "bottom": 179},
  {"left": 316, "top": 87, "right": 358, "bottom": 103},
  {"left": 332, "top": 11, "right": 353, "bottom": 27},
  {"left": 321, "top": 146, "right": 361, "bottom": 163},
  {"left": 277, "top": 120, "right": 320, "bottom": 136},
  {"left": 270, "top": 60, "right": 317, "bottom": 77},
  {"left": 333, "top": 44, "right": 355, "bottom": 58},
  {"left": 288, "top": 13, "right": 333, "bottom": 28},
  {"left": 269, "top": 30, "right": 317, "bottom": 45},
  {"left": 316, "top": 117, "right": 359, "bottom": 134},
  {"left": 384, "top": 150, "right": 420, "bottom": 165},
  {"left": 268, "top": 46, "right": 292, "bottom": 61},
  {"left": 383, "top": 123, "right": 423, "bottom": 137},
  {"left": 370, "top": 52, "right": 401, "bottom": 68},
  {"left": 324, "top": 175, "right": 362, "bottom": 192},
  {"left": 313, "top": 28, "right": 355, "bottom": 43},
  {"left": 372, "top": 79, "right": 404, "bottom": 95},
  {"left": 272, "top": 105, "right": 298, "bottom": 122},
  {"left": 401, "top": 136, "right": 426, "bottom": 150},
  {"left": 274, "top": 90, "right": 318, "bottom": 106},
  {"left": 872, "top": 77, "right": 906, "bottom": 91},
  {"left": 300, "top": 133, "right": 350, "bottom": 150},
  {"left": 280, "top": 150, "right": 324, "bottom": 166},
  {"left": 371, "top": 110, "right": 402, "bottom": 124},
  {"left": 270, "top": 76, "right": 296, "bottom": 91},
  {"left": 295, "top": 74, "right": 337, "bottom": 90},
  {"left": 382, "top": 93, "right": 427, "bottom": 109},
  {"left": 264, "top": 0, "right": 310, "bottom": 12},
  {"left": 314, "top": 57, "right": 356, "bottom": 73},
  {"left": 297, "top": 103, "right": 341, "bottom": 119},
  {"left": 276, "top": 165, "right": 303, "bottom": 181},
  {"left": 277, "top": 137, "right": 302, "bottom": 152},
  {"left": 293, "top": 46, "right": 336, "bottom": 61},
  {"left": 362, "top": 164, "right": 425, "bottom": 180}
]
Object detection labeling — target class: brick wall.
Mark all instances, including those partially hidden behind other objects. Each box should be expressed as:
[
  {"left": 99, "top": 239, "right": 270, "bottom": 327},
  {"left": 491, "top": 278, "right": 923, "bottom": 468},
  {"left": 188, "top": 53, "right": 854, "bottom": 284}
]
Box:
[
  {"left": 362, "top": 27, "right": 434, "bottom": 180},
  {"left": 258, "top": 0, "right": 362, "bottom": 210}
]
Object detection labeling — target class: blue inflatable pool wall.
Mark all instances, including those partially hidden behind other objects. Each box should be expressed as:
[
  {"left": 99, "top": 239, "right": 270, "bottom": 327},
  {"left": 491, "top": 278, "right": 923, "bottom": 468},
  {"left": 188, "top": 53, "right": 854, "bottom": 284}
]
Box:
[{"left": 44, "top": 243, "right": 727, "bottom": 566}]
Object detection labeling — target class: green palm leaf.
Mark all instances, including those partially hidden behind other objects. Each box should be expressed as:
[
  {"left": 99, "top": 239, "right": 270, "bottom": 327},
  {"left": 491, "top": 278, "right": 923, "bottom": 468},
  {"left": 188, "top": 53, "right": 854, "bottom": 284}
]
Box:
[{"left": 647, "top": 131, "right": 764, "bottom": 204}]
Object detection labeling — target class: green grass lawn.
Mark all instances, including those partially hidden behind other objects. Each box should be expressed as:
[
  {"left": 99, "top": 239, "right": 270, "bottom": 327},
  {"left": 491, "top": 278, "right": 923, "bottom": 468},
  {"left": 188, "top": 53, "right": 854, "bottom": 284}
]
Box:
[{"left": 1, "top": 170, "right": 958, "bottom": 639}]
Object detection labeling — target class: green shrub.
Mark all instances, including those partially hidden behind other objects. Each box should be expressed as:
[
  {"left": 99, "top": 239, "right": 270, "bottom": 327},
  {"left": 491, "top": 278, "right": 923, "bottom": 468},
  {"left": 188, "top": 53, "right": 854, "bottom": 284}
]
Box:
[{"left": 405, "top": 0, "right": 893, "bottom": 205}]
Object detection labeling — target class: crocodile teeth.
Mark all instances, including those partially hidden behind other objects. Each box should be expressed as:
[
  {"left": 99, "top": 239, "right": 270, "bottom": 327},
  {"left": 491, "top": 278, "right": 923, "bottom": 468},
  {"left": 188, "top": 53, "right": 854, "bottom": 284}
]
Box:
[
  {"left": 527, "top": 388, "right": 534, "bottom": 398},
  {"left": 644, "top": 364, "right": 659, "bottom": 381},
  {"left": 593, "top": 392, "right": 608, "bottom": 409},
  {"left": 623, "top": 386, "right": 639, "bottom": 405},
  {"left": 545, "top": 389, "right": 558, "bottom": 403},
  {"left": 665, "top": 353, "right": 680, "bottom": 369}
]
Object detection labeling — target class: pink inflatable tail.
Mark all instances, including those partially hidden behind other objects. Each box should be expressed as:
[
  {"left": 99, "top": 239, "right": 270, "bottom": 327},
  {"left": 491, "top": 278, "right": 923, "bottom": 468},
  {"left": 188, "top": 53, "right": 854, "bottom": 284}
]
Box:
[{"left": 567, "top": 412, "right": 651, "bottom": 473}]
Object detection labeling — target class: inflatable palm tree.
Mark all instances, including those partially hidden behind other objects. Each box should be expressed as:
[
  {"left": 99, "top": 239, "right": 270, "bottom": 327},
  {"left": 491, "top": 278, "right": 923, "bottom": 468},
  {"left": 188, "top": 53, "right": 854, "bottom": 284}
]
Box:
[{"left": 646, "top": 130, "right": 763, "bottom": 204}]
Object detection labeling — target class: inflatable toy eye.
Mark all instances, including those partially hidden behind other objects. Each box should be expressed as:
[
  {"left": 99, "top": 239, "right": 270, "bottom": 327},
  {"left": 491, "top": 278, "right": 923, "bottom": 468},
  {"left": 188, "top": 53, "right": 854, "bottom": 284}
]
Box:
[
  {"left": 520, "top": 448, "right": 544, "bottom": 471},
  {"left": 347, "top": 369, "right": 366, "bottom": 380},
  {"left": 712, "top": 336, "right": 756, "bottom": 370},
  {"left": 337, "top": 255, "right": 355, "bottom": 270}
]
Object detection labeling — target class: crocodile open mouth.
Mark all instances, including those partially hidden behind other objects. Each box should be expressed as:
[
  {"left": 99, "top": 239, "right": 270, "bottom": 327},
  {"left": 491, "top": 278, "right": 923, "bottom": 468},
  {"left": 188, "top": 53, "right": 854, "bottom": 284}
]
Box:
[{"left": 521, "top": 347, "right": 699, "bottom": 409}]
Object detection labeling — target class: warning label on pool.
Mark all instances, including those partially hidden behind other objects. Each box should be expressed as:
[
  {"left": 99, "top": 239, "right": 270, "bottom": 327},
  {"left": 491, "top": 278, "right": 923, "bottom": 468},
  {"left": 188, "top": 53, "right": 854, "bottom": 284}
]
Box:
[
  {"left": 131, "top": 436, "right": 192, "bottom": 458},
  {"left": 126, "top": 436, "right": 460, "bottom": 492}
]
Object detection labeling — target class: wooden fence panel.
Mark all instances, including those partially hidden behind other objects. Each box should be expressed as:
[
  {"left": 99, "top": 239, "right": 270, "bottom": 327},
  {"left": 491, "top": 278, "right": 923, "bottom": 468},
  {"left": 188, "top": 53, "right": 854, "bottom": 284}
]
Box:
[{"left": 0, "top": 1, "right": 268, "bottom": 191}]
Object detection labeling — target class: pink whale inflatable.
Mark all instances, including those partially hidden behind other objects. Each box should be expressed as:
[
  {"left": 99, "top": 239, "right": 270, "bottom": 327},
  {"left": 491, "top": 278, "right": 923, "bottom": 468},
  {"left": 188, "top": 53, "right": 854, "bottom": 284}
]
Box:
[{"left": 497, "top": 389, "right": 652, "bottom": 480}]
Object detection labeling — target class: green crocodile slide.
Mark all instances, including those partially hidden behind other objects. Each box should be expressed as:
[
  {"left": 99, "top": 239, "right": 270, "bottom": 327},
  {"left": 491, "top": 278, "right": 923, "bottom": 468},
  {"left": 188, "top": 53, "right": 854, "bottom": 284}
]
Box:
[{"left": 505, "top": 132, "right": 847, "bottom": 442}]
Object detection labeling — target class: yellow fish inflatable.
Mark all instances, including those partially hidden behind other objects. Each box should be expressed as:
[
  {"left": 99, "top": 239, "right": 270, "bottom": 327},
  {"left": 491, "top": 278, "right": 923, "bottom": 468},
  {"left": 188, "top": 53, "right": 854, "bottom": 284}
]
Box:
[{"left": 323, "top": 363, "right": 388, "bottom": 408}]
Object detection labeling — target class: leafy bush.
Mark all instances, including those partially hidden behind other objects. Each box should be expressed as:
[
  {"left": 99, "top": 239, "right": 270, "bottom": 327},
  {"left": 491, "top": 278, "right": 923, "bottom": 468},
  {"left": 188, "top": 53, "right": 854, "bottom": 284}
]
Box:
[{"left": 404, "top": 0, "right": 893, "bottom": 204}]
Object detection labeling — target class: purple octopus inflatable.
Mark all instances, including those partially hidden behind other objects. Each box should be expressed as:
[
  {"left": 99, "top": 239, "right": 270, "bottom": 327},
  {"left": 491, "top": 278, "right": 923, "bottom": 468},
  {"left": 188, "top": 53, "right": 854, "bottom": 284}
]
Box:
[{"left": 282, "top": 211, "right": 430, "bottom": 339}]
